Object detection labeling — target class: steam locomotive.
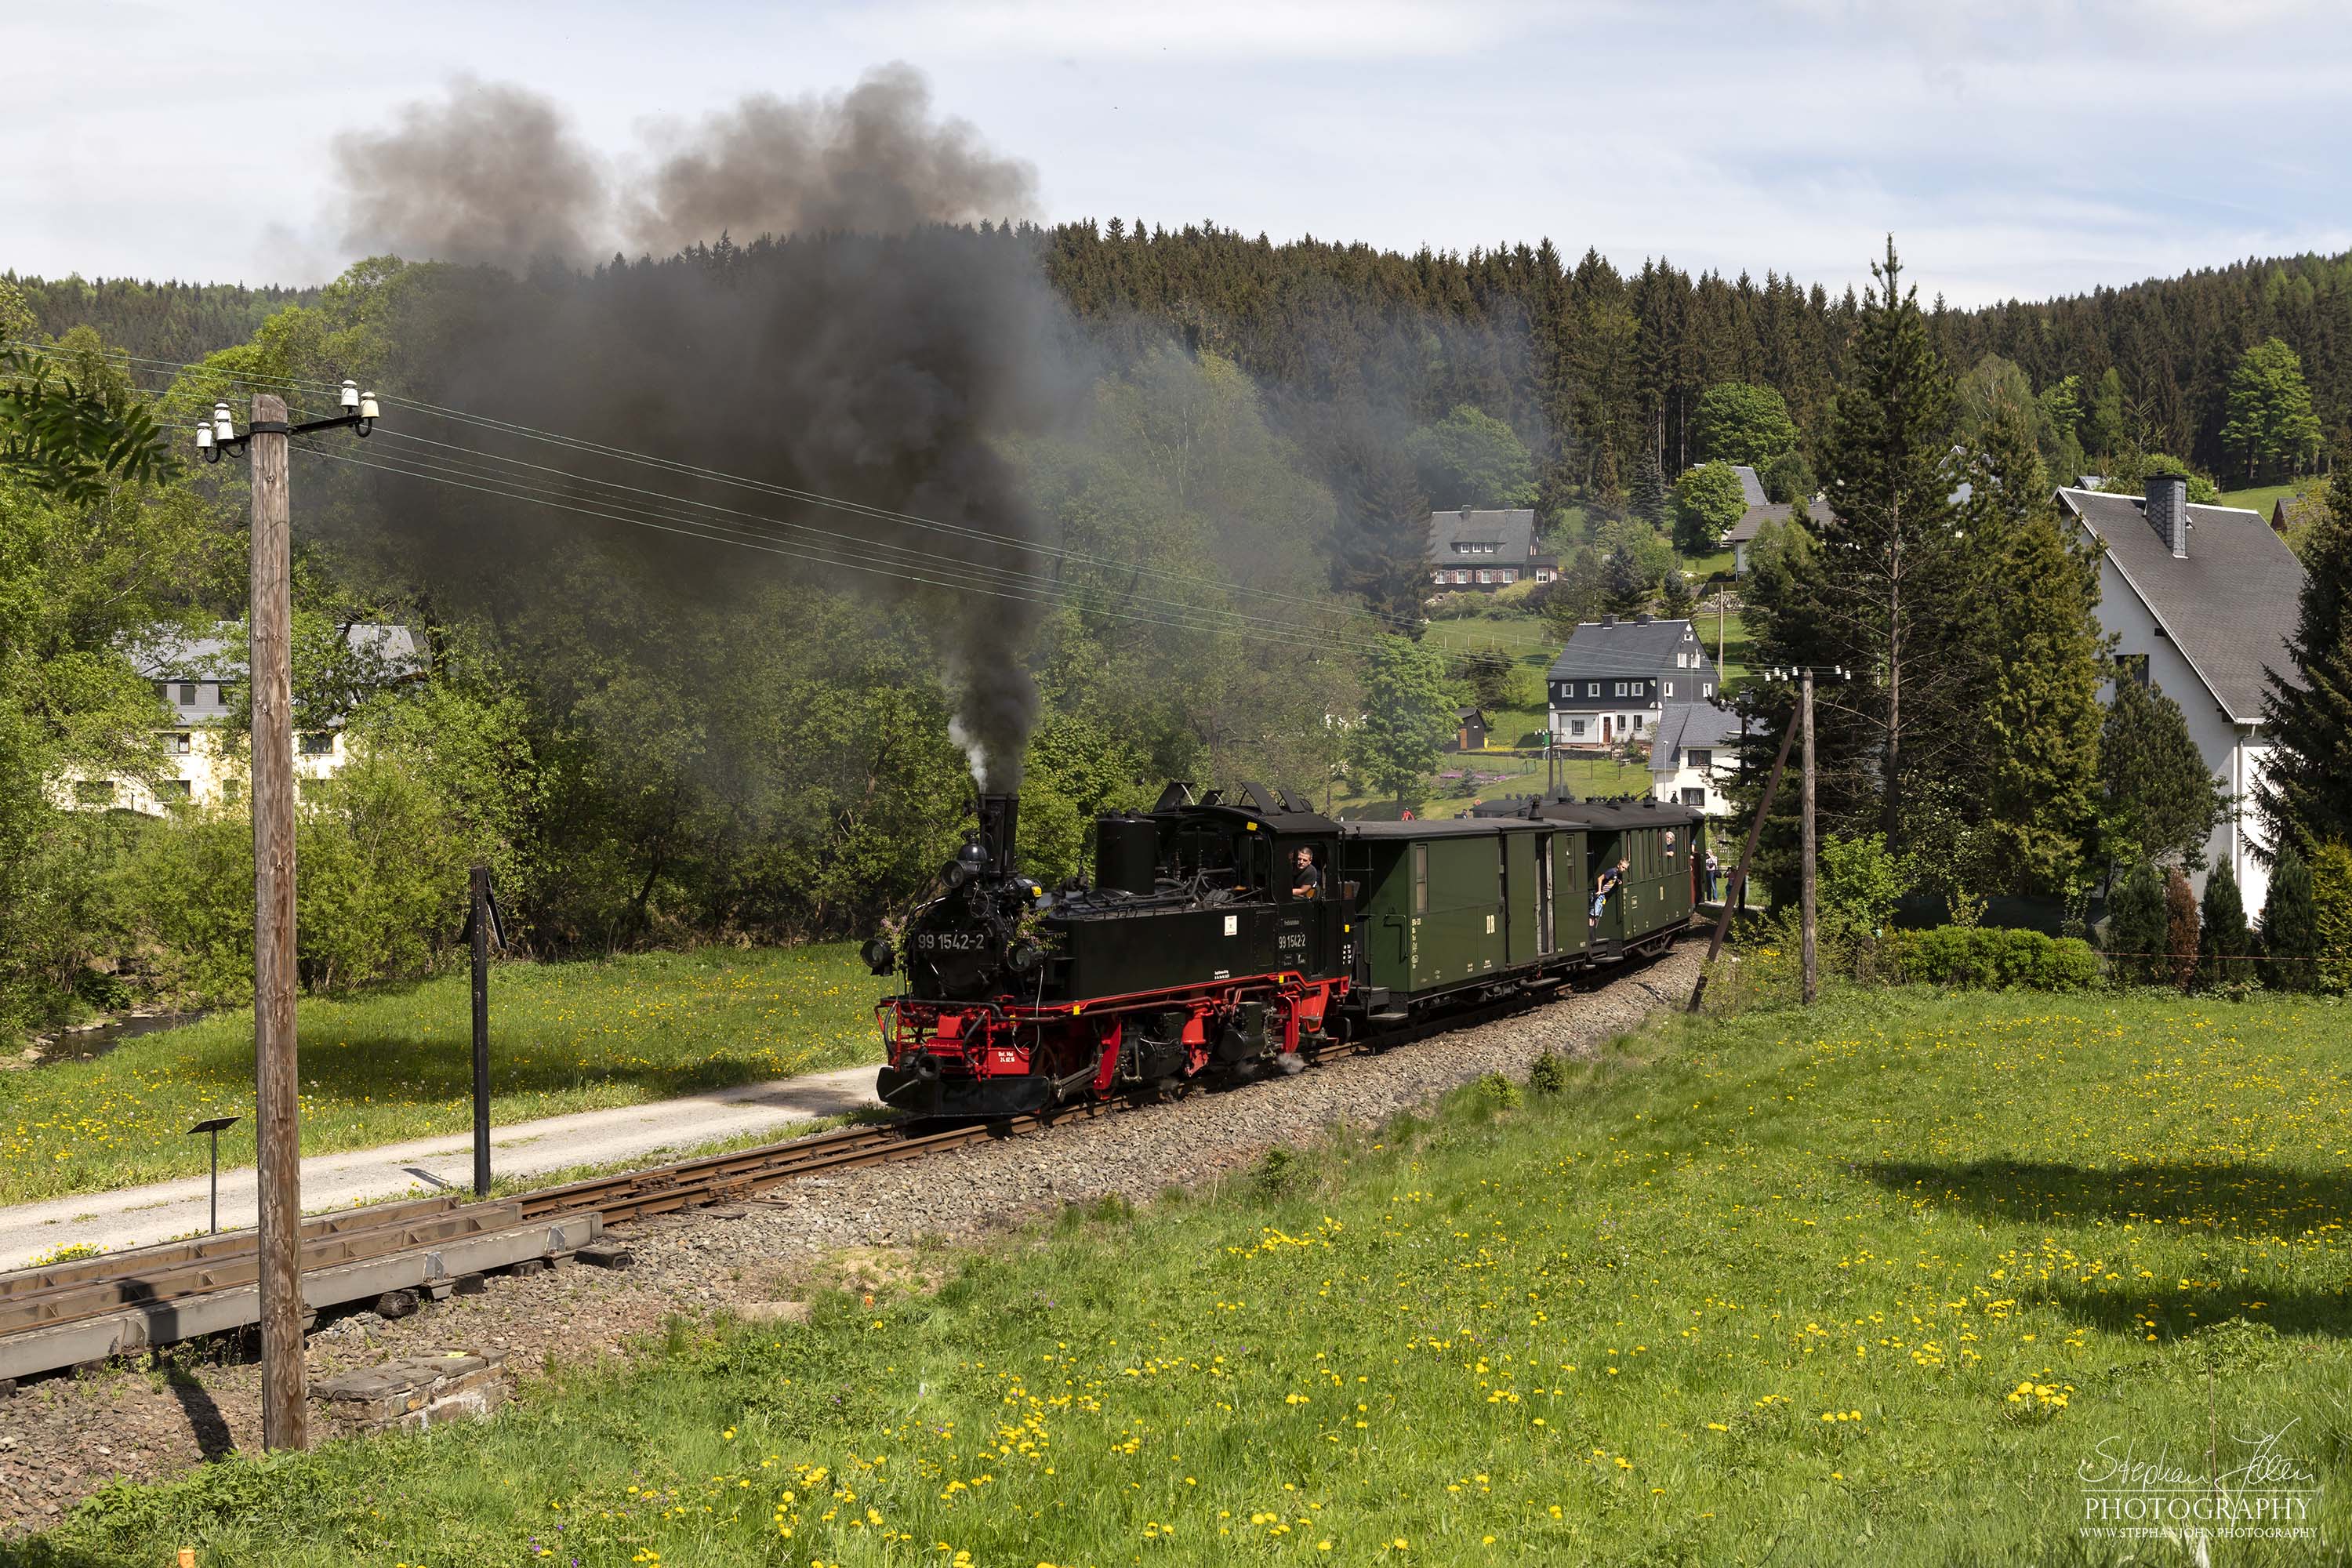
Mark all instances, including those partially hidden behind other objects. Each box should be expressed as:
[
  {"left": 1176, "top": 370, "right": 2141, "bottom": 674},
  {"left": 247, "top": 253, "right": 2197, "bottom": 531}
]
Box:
[{"left": 865, "top": 785, "right": 1704, "bottom": 1118}]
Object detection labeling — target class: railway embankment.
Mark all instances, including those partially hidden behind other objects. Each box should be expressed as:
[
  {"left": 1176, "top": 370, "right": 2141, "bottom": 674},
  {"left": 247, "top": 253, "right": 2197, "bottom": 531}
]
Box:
[{"left": 0, "top": 949, "right": 1700, "bottom": 1535}]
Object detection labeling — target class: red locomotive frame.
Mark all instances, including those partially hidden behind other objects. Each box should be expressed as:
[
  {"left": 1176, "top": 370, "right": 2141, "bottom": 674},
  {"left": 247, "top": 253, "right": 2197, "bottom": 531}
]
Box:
[{"left": 880, "top": 970, "right": 1345, "bottom": 1113}]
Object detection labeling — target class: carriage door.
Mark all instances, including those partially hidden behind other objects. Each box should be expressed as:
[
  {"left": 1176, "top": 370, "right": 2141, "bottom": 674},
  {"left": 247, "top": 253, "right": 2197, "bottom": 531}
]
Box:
[{"left": 1536, "top": 833, "right": 1555, "bottom": 955}]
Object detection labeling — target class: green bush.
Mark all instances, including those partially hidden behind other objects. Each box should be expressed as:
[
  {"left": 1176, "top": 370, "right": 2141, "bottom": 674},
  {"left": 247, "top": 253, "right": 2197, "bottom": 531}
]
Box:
[{"left": 1893, "top": 926, "right": 2102, "bottom": 991}]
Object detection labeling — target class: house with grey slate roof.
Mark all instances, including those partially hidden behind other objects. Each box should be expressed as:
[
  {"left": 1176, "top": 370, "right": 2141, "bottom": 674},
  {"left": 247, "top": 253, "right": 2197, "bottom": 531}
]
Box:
[
  {"left": 2055, "top": 476, "right": 2304, "bottom": 908},
  {"left": 1648, "top": 701, "right": 1744, "bottom": 815},
  {"left": 58, "top": 623, "right": 425, "bottom": 815},
  {"left": 1545, "top": 615, "right": 1718, "bottom": 748},
  {"left": 1427, "top": 508, "right": 1558, "bottom": 590}
]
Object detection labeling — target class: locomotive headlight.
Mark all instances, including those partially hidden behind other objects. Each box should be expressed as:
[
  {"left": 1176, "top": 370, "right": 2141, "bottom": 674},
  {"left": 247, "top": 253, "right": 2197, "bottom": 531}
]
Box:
[
  {"left": 943, "top": 860, "right": 967, "bottom": 889},
  {"left": 861, "top": 937, "right": 895, "bottom": 975},
  {"left": 1008, "top": 942, "right": 1043, "bottom": 974}
]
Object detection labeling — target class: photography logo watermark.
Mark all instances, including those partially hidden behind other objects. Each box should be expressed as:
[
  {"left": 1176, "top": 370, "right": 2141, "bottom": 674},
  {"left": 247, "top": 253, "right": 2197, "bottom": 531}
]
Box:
[{"left": 2078, "top": 1422, "right": 2322, "bottom": 1544}]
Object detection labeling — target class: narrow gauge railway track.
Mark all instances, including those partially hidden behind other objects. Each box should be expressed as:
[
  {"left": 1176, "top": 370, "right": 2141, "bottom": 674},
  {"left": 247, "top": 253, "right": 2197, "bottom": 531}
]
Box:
[{"left": 0, "top": 929, "right": 1693, "bottom": 1385}]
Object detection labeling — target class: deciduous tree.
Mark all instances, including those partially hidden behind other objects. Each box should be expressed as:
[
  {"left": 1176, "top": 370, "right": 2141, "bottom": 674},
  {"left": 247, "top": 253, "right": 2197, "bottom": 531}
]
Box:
[
  {"left": 2220, "top": 336, "right": 2322, "bottom": 483},
  {"left": 1671, "top": 459, "right": 1748, "bottom": 553},
  {"left": 1351, "top": 634, "right": 1454, "bottom": 813},
  {"left": 1690, "top": 381, "right": 1798, "bottom": 468}
]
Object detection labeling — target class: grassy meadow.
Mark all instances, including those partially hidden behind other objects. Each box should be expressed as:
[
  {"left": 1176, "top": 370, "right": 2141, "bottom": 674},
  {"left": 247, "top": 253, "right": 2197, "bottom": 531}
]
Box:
[
  {"left": 0, "top": 945, "right": 886, "bottom": 1207},
  {"left": 31, "top": 984, "right": 2352, "bottom": 1566}
]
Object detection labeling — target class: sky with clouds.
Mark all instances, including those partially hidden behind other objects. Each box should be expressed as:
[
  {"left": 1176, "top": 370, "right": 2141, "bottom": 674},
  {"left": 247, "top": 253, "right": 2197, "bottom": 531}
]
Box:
[{"left": 7, "top": 0, "right": 2350, "bottom": 307}]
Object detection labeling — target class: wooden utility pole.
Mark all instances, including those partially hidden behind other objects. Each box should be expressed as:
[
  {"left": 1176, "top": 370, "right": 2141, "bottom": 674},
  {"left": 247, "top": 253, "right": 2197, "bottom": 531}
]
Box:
[
  {"left": 470, "top": 863, "right": 493, "bottom": 1197},
  {"left": 194, "top": 380, "right": 374, "bottom": 1454},
  {"left": 1799, "top": 668, "right": 1819, "bottom": 1005},
  {"left": 247, "top": 392, "right": 306, "bottom": 1451},
  {"left": 1686, "top": 712, "right": 1796, "bottom": 1014}
]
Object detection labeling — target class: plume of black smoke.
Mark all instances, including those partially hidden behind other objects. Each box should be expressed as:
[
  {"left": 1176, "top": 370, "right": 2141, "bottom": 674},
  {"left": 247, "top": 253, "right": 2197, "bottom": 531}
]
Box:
[
  {"left": 626, "top": 64, "right": 1038, "bottom": 256},
  {"left": 328, "top": 69, "right": 1065, "bottom": 789},
  {"left": 332, "top": 78, "right": 608, "bottom": 271}
]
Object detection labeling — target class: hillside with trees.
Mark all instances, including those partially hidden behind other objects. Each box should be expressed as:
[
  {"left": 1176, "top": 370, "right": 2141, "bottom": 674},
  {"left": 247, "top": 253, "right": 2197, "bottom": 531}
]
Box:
[{"left": 7, "top": 223, "right": 2352, "bottom": 1036}]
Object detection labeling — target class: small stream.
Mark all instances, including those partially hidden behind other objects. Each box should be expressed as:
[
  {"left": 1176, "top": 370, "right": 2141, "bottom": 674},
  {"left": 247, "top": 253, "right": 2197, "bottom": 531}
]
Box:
[{"left": 29, "top": 1012, "right": 207, "bottom": 1067}]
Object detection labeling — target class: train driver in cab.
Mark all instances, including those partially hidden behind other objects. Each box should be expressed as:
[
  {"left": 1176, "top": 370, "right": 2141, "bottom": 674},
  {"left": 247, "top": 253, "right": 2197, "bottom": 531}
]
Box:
[{"left": 1290, "top": 845, "right": 1323, "bottom": 899}]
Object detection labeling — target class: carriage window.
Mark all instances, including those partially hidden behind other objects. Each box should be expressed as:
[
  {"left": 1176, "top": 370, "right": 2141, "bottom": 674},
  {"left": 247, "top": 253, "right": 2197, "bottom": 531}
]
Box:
[{"left": 1413, "top": 843, "right": 1428, "bottom": 915}]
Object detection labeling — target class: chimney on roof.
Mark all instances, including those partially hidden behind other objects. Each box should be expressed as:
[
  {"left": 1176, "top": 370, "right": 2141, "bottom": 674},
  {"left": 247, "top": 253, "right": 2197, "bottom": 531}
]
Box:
[
  {"left": 1602, "top": 614, "right": 1617, "bottom": 627},
  {"left": 2147, "top": 473, "right": 2189, "bottom": 558},
  {"left": 1635, "top": 612, "right": 1652, "bottom": 625}
]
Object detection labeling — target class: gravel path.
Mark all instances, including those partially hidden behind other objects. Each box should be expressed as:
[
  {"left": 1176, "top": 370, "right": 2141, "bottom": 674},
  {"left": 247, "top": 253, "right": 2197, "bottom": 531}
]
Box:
[{"left": 0, "top": 948, "right": 1698, "bottom": 1536}]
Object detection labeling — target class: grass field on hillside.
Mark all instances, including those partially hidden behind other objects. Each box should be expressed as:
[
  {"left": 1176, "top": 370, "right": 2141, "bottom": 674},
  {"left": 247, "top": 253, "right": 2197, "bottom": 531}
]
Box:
[
  {"left": 2216, "top": 481, "right": 2300, "bottom": 519},
  {"left": 0, "top": 946, "right": 885, "bottom": 1207},
  {"left": 36, "top": 985, "right": 2352, "bottom": 1566}
]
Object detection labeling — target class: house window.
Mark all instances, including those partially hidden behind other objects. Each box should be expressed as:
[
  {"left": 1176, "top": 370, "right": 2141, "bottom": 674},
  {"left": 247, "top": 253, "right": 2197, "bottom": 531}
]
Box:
[
  {"left": 1681, "top": 788, "right": 1705, "bottom": 808},
  {"left": 1586, "top": 682, "right": 1600, "bottom": 698},
  {"left": 299, "top": 732, "right": 335, "bottom": 757},
  {"left": 1499, "top": 569, "right": 1516, "bottom": 583},
  {"left": 177, "top": 682, "right": 196, "bottom": 706},
  {"left": 172, "top": 732, "right": 192, "bottom": 755},
  {"left": 1663, "top": 681, "right": 1675, "bottom": 698},
  {"left": 1475, "top": 570, "right": 1492, "bottom": 584},
  {"left": 1687, "top": 748, "right": 1713, "bottom": 768},
  {"left": 2118, "top": 653, "right": 2151, "bottom": 687},
  {"left": 1613, "top": 681, "right": 1628, "bottom": 697},
  {"left": 1631, "top": 713, "right": 1645, "bottom": 733},
  {"left": 1569, "top": 719, "right": 1586, "bottom": 738},
  {"left": 158, "top": 779, "right": 191, "bottom": 800},
  {"left": 1703, "top": 682, "right": 1714, "bottom": 697}
]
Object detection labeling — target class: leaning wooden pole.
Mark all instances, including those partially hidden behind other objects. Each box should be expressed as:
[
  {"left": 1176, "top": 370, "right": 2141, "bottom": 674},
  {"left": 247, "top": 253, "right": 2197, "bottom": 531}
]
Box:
[
  {"left": 1799, "top": 669, "right": 1818, "bottom": 1006},
  {"left": 247, "top": 392, "right": 307, "bottom": 1450},
  {"left": 1686, "top": 710, "right": 1798, "bottom": 1014}
]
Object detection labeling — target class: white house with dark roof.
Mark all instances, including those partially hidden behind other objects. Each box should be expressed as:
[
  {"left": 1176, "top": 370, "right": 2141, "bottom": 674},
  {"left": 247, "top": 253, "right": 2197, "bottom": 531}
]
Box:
[
  {"left": 1648, "top": 701, "right": 1744, "bottom": 814},
  {"left": 1428, "top": 507, "right": 1558, "bottom": 590},
  {"left": 57, "top": 623, "right": 424, "bottom": 815},
  {"left": 2056, "top": 476, "right": 2304, "bottom": 909},
  {"left": 1545, "top": 615, "right": 1717, "bottom": 747}
]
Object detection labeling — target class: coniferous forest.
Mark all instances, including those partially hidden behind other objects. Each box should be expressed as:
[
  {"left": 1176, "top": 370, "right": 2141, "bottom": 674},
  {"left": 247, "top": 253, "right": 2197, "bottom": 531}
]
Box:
[
  {"left": 5, "top": 223, "right": 2352, "bottom": 1035},
  {"left": 20, "top": 227, "right": 2352, "bottom": 484}
]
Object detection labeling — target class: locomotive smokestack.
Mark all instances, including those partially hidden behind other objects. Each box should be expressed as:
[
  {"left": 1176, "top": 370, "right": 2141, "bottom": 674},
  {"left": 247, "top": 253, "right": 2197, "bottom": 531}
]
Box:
[{"left": 978, "top": 793, "right": 1019, "bottom": 879}]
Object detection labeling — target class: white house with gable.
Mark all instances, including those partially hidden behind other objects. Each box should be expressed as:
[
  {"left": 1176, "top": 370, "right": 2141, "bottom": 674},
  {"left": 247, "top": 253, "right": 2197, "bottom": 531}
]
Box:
[{"left": 2056, "top": 476, "right": 2304, "bottom": 910}]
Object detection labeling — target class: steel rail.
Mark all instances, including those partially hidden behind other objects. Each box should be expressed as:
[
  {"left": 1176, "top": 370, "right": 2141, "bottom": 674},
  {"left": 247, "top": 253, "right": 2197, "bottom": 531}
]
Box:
[{"left": 0, "top": 921, "right": 1699, "bottom": 1379}]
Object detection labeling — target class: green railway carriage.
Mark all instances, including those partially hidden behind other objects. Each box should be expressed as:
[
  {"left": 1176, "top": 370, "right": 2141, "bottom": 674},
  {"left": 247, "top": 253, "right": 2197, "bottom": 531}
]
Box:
[
  {"left": 1341, "top": 820, "right": 1588, "bottom": 1007},
  {"left": 1569, "top": 797, "right": 1698, "bottom": 955}
]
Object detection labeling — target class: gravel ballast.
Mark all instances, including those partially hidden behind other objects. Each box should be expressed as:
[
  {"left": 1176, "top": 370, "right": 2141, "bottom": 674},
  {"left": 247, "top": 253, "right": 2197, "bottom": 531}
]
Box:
[{"left": 0, "top": 948, "right": 1699, "bottom": 1534}]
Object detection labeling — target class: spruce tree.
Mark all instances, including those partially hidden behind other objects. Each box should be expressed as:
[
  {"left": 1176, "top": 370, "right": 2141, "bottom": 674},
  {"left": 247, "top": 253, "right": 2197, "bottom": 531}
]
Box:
[
  {"left": 2260, "top": 844, "right": 2320, "bottom": 992},
  {"left": 2199, "top": 861, "right": 2252, "bottom": 985},
  {"left": 1325, "top": 421, "right": 1432, "bottom": 632},
  {"left": 1808, "top": 238, "right": 1972, "bottom": 850},
  {"left": 2100, "top": 677, "right": 2227, "bottom": 873},
  {"left": 2164, "top": 868, "right": 2200, "bottom": 990},
  {"left": 2257, "top": 431, "right": 2352, "bottom": 855},
  {"left": 1628, "top": 456, "right": 1668, "bottom": 529},
  {"left": 2105, "top": 861, "right": 2167, "bottom": 986},
  {"left": 1972, "top": 394, "right": 2103, "bottom": 895}
]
